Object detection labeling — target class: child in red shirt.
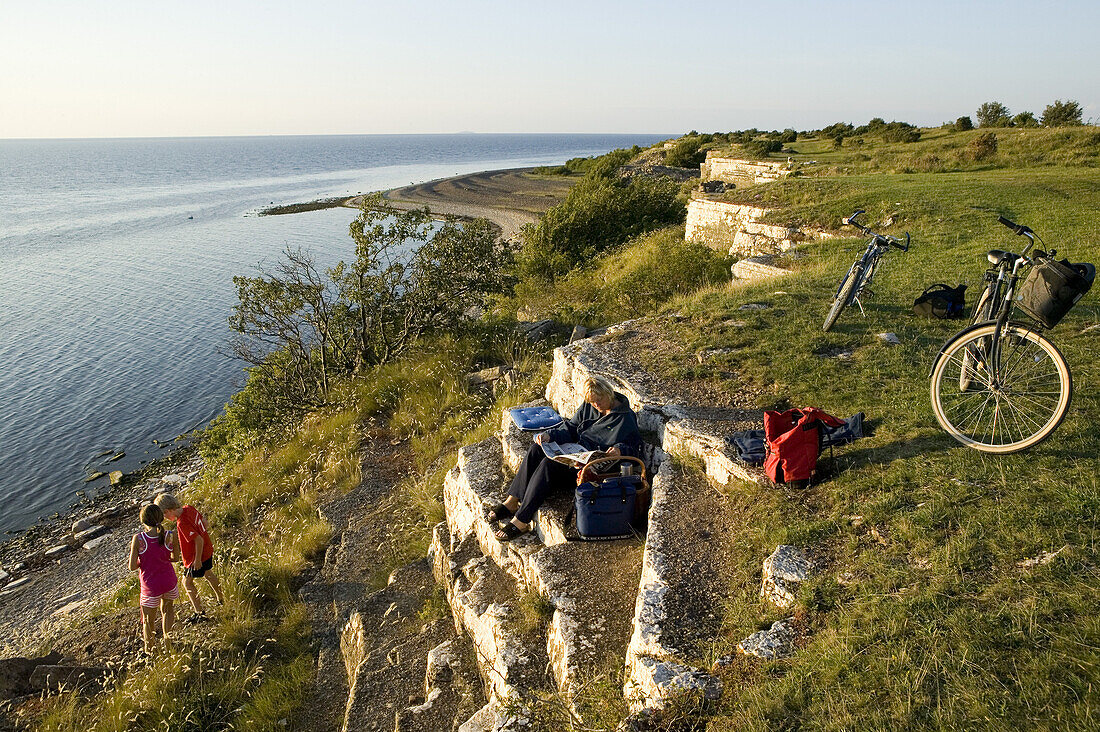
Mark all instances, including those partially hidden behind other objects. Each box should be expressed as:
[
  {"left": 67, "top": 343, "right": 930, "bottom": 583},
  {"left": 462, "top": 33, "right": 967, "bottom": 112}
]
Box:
[{"left": 155, "top": 493, "right": 225, "bottom": 622}]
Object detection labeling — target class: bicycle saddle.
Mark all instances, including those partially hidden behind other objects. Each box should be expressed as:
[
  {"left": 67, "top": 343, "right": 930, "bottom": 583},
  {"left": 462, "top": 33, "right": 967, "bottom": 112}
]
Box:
[{"left": 986, "top": 249, "right": 1021, "bottom": 266}]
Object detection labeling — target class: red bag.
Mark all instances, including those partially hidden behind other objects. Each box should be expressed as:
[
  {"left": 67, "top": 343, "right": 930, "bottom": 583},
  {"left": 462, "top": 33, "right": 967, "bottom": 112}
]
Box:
[{"left": 763, "top": 408, "right": 845, "bottom": 486}]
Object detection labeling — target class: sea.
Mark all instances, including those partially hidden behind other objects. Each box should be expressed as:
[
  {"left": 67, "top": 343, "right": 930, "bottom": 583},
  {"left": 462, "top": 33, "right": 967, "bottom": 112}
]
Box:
[{"left": 0, "top": 133, "right": 666, "bottom": 537}]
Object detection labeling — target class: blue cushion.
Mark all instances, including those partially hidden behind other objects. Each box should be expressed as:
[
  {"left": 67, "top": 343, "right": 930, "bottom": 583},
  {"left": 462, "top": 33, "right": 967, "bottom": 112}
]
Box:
[{"left": 509, "top": 406, "right": 563, "bottom": 432}]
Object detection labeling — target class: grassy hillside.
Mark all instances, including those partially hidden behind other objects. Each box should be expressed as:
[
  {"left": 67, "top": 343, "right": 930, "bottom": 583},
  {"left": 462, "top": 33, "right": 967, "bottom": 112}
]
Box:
[{"left": 667, "top": 143, "right": 1100, "bottom": 728}]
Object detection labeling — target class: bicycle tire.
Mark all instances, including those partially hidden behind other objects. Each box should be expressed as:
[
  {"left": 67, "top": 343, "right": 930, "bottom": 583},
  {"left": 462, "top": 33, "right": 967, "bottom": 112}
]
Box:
[
  {"left": 958, "top": 284, "right": 996, "bottom": 391},
  {"left": 931, "top": 322, "right": 1071, "bottom": 453},
  {"left": 823, "top": 263, "right": 864, "bottom": 332}
]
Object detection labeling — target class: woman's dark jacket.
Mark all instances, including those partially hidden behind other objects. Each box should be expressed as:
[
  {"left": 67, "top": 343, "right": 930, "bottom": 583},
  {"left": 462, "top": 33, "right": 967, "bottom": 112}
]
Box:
[{"left": 543, "top": 392, "right": 643, "bottom": 459}]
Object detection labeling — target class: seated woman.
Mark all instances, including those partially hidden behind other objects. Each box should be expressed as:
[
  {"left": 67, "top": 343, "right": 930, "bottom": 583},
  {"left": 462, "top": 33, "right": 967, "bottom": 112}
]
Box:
[{"left": 492, "top": 376, "right": 643, "bottom": 541}]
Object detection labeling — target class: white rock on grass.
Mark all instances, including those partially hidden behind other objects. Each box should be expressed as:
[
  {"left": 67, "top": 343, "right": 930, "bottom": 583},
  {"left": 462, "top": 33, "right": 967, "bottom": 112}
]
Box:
[
  {"left": 738, "top": 618, "right": 796, "bottom": 660},
  {"left": 761, "top": 545, "right": 811, "bottom": 609},
  {"left": 878, "top": 332, "right": 901, "bottom": 345}
]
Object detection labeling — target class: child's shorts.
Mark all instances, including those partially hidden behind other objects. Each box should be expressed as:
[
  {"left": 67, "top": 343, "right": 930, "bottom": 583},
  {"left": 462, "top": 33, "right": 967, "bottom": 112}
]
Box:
[
  {"left": 140, "top": 585, "right": 180, "bottom": 608},
  {"left": 184, "top": 557, "right": 214, "bottom": 578}
]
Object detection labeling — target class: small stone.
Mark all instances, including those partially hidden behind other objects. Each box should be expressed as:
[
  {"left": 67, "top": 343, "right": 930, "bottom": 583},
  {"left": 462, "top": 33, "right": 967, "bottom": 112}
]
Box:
[
  {"left": 4, "top": 577, "right": 31, "bottom": 591},
  {"left": 108, "top": 470, "right": 123, "bottom": 485},
  {"left": 0, "top": 567, "right": 9, "bottom": 583},
  {"left": 738, "top": 618, "right": 796, "bottom": 660},
  {"left": 878, "top": 332, "right": 901, "bottom": 345},
  {"left": 1017, "top": 545, "right": 1067, "bottom": 569},
  {"left": 12, "top": 562, "right": 25, "bottom": 572},
  {"left": 161, "top": 474, "right": 186, "bottom": 485},
  {"left": 761, "top": 545, "right": 811, "bottom": 609},
  {"left": 84, "top": 471, "right": 106, "bottom": 483},
  {"left": 72, "top": 519, "right": 92, "bottom": 535},
  {"left": 568, "top": 325, "right": 587, "bottom": 343},
  {"left": 85, "top": 535, "right": 112, "bottom": 550},
  {"left": 73, "top": 525, "right": 107, "bottom": 543},
  {"left": 721, "top": 319, "right": 748, "bottom": 327},
  {"left": 44, "top": 545, "right": 70, "bottom": 558},
  {"left": 739, "top": 303, "right": 769, "bottom": 310}
]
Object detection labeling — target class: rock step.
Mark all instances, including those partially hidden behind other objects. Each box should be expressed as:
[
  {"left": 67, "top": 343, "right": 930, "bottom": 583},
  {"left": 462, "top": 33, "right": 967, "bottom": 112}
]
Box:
[
  {"left": 431, "top": 521, "right": 550, "bottom": 720},
  {"left": 444, "top": 437, "right": 644, "bottom": 701},
  {"left": 625, "top": 460, "right": 729, "bottom": 708}
]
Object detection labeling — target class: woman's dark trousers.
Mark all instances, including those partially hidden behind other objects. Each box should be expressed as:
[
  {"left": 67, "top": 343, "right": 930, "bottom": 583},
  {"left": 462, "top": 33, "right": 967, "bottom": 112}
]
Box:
[{"left": 507, "top": 442, "right": 577, "bottom": 524}]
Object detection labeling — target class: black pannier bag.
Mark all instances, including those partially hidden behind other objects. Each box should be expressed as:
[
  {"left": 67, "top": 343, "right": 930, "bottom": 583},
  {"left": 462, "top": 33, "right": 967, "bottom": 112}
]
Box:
[
  {"left": 913, "top": 283, "right": 967, "bottom": 319},
  {"left": 1015, "top": 259, "right": 1095, "bottom": 329}
]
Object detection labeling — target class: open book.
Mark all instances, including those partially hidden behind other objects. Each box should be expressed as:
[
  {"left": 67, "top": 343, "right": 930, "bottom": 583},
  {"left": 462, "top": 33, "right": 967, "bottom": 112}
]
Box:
[{"left": 540, "top": 440, "right": 602, "bottom": 467}]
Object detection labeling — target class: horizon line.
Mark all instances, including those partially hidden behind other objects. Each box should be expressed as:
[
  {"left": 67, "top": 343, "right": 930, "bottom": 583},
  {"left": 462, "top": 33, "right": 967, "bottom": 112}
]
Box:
[{"left": 0, "top": 131, "right": 679, "bottom": 143}]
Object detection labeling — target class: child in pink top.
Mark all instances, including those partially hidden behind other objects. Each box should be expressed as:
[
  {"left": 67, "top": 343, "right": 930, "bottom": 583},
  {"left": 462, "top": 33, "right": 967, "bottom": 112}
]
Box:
[{"left": 127, "top": 504, "right": 180, "bottom": 654}]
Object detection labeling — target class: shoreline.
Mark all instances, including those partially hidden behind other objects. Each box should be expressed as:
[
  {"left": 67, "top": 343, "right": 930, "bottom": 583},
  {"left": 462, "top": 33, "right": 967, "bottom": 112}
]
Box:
[{"left": 257, "top": 166, "right": 578, "bottom": 241}]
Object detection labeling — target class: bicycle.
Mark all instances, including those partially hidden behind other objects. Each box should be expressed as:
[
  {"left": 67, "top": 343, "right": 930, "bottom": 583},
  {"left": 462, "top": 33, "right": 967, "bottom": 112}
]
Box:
[
  {"left": 929, "top": 216, "right": 1094, "bottom": 453},
  {"left": 823, "top": 210, "right": 910, "bottom": 331}
]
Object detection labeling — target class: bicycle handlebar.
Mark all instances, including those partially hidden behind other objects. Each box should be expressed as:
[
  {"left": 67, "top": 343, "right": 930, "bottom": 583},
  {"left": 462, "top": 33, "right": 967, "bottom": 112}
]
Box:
[
  {"left": 845, "top": 210, "right": 909, "bottom": 251},
  {"left": 998, "top": 215, "right": 1033, "bottom": 237}
]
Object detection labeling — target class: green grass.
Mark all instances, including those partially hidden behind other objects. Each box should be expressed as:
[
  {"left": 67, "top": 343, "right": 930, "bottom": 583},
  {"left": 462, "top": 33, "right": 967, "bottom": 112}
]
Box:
[{"left": 662, "top": 163, "right": 1100, "bottom": 729}]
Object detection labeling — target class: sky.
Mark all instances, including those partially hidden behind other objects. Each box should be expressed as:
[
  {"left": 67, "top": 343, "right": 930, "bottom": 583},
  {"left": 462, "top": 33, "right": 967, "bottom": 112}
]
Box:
[{"left": 1, "top": 0, "right": 1097, "bottom": 139}]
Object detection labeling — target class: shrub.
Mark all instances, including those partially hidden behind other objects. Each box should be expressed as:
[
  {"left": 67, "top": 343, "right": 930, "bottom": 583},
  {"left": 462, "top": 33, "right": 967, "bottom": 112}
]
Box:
[
  {"left": 1013, "top": 111, "right": 1039, "bottom": 128},
  {"left": 955, "top": 116, "right": 974, "bottom": 131},
  {"left": 742, "top": 139, "right": 783, "bottom": 158},
  {"left": 780, "top": 128, "right": 798, "bottom": 143},
  {"left": 664, "top": 137, "right": 707, "bottom": 168},
  {"left": 833, "top": 135, "right": 844, "bottom": 150},
  {"left": 517, "top": 172, "right": 684, "bottom": 283},
  {"left": 965, "top": 131, "right": 998, "bottom": 161},
  {"left": 1042, "top": 99, "right": 1084, "bottom": 127},
  {"left": 977, "top": 101, "right": 1011, "bottom": 127}
]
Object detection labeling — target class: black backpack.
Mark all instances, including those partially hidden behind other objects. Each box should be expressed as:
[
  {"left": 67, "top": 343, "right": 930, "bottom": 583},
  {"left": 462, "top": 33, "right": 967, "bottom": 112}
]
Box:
[{"left": 913, "top": 284, "right": 966, "bottom": 319}]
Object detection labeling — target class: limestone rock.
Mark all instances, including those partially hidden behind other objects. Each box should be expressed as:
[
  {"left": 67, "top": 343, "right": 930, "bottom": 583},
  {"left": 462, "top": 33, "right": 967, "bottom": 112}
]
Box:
[
  {"left": 0, "top": 567, "right": 9, "bottom": 583},
  {"left": 108, "top": 470, "right": 123, "bottom": 485},
  {"left": 738, "top": 619, "right": 796, "bottom": 660},
  {"left": 568, "top": 325, "right": 587, "bottom": 344},
  {"left": 44, "top": 545, "right": 70, "bottom": 558},
  {"left": 878, "top": 332, "right": 901, "bottom": 345},
  {"left": 732, "top": 256, "right": 790, "bottom": 281},
  {"left": 467, "top": 366, "right": 509, "bottom": 387},
  {"left": 761, "top": 545, "right": 811, "bottom": 609},
  {"left": 161, "top": 474, "right": 186, "bottom": 486},
  {"left": 71, "top": 518, "right": 91, "bottom": 535},
  {"left": 73, "top": 525, "right": 107, "bottom": 544},
  {"left": 517, "top": 319, "right": 553, "bottom": 342},
  {"left": 739, "top": 302, "right": 769, "bottom": 311},
  {"left": 29, "top": 664, "right": 107, "bottom": 692},
  {"left": 83, "top": 534, "right": 112, "bottom": 551},
  {"left": 625, "top": 656, "right": 722, "bottom": 708}
]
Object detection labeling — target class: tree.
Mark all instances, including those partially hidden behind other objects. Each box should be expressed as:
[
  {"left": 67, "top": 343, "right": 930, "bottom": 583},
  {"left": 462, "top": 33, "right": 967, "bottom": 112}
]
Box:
[
  {"left": 1012, "top": 111, "right": 1039, "bottom": 128},
  {"left": 228, "top": 197, "right": 512, "bottom": 409},
  {"left": 955, "top": 116, "right": 974, "bottom": 131},
  {"left": 1041, "top": 99, "right": 1083, "bottom": 127},
  {"left": 976, "top": 101, "right": 1011, "bottom": 128}
]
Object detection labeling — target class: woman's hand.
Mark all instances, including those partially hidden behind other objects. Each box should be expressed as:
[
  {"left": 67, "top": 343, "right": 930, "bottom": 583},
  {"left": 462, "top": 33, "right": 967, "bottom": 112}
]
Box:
[
  {"left": 534, "top": 432, "right": 546, "bottom": 445},
  {"left": 604, "top": 446, "right": 621, "bottom": 457}
]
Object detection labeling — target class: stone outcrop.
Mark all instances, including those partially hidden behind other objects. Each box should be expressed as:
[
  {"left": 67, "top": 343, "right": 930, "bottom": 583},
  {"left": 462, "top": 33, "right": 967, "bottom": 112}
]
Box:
[
  {"left": 732, "top": 255, "right": 791, "bottom": 281},
  {"left": 700, "top": 154, "right": 792, "bottom": 185},
  {"left": 685, "top": 195, "right": 804, "bottom": 257},
  {"left": 738, "top": 619, "right": 796, "bottom": 660}
]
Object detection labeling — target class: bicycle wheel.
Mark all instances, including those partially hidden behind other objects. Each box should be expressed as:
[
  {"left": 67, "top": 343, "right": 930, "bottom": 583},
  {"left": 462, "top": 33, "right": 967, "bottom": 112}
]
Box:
[
  {"left": 958, "top": 284, "right": 996, "bottom": 391},
  {"left": 823, "top": 263, "right": 864, "bottom": 332},
  {"left": 931, "top": 322, "right": 1071, "bottom": 453}
]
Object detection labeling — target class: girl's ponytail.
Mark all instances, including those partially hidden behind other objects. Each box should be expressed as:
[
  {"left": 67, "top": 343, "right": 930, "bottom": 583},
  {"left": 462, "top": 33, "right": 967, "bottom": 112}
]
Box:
[{"left": 139, "top": 503, "right": 167, "bottom": 546}]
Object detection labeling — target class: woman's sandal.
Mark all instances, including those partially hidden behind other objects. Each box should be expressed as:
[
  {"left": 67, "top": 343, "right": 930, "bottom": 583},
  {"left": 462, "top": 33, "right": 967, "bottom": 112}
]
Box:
[
  {"left": 488, "top": 503, "right": 514, "bottom": 522},
  {"left": 493, "top": 522, "right": 526, "bottom": 542}
]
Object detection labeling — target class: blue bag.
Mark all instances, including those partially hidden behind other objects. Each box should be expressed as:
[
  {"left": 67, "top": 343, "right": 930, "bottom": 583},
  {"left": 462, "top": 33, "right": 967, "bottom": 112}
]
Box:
[
  {"left": 571, "top": 455, "right": 648, "bottom": 541},
  {"left": 575, "top": 477, "right": 638, "bottom": 540},
  {"left": 508, "top": 406, "right": 564, "bottom": 432}
]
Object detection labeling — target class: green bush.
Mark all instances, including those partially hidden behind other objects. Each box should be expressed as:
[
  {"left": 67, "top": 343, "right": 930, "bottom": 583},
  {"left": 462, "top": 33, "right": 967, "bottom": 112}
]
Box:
[
  {"left": 742, "top": 139, "right": 783, "bottom": 158},
  {"left": 977, "top": 101, "right": 1011, "bottom": 127},
  {"left": 955, "top": 116, "right": 974, "bottom": 131},
  {"left": 1042, "top": 99, "right": 1084, "bottom": 127},
  {"left": 664, "top": 137, "right": 707, "bottom": 168},
  {"left": 965, "top": 131, "right": 999, "bottom": 161},
  {"left": 1012, "top": 111, "right": 1039, "bottom": 128},
  {"left": 780, "top": 128, "right": 798, "bottom": 143},
  {"left": 516, "top": 171, "right": 684, "bottom": 283}
]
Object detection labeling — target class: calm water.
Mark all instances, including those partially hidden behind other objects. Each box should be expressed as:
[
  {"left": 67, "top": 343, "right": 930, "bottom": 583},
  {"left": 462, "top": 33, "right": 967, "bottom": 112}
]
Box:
[{"left": 0, "top": 133, "right": 665, "bottom": 535}]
